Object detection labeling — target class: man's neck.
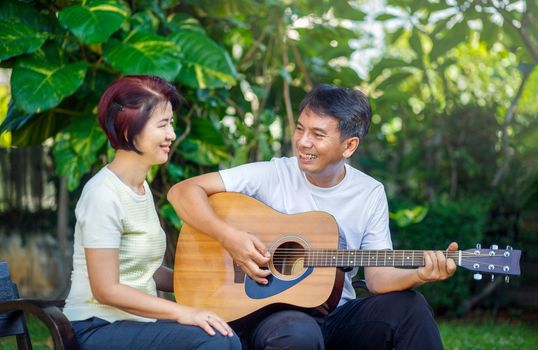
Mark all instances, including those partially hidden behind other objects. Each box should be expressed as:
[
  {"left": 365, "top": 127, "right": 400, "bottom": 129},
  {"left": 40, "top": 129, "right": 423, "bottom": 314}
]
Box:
[{"left": 304, "top": 164, "right": 347, "bottom": 188}]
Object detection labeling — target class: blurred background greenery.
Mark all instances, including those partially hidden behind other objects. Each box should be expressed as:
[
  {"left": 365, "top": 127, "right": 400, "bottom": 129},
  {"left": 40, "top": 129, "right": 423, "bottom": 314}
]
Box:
[{"left": 0, "top": 0, "right": 536, "bottom": 343}]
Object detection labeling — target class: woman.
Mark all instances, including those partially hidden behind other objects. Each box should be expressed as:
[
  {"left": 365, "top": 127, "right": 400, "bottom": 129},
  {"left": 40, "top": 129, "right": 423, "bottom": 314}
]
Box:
[{"left": 63, "top": 75, "right": 241, "bottom": 350}]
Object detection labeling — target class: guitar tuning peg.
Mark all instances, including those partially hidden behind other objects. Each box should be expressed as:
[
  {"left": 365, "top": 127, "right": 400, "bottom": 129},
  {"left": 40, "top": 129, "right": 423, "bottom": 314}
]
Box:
[
  {"left": 473, "top": 273, "right": 482, "bottom": 280},
  {"left": 491, "top": 274, "right": 495, "bottom": 282},
  {"left": 505, "top": 276, "right": 510, "bottom": 283},
  {"left": 506, "top": 245, "right": 512, "bottom": 250},
  {"left": 476, "top": 243, "right": 481, "bottom": 249},
  {"left": 490, "top": 244, "right": 498, "bottom": 250}
]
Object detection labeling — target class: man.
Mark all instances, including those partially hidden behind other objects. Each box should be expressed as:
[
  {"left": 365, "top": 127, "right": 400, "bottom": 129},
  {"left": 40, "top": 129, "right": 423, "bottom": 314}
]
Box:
[{"left": 168, "top": 84, "right": 457, "bottom": 349}]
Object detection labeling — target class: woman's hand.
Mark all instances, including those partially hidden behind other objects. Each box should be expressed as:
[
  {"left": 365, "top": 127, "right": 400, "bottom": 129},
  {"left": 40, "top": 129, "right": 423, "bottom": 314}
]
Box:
[{"left": 176, "top": 306, "right": 235, "bottom": 337}]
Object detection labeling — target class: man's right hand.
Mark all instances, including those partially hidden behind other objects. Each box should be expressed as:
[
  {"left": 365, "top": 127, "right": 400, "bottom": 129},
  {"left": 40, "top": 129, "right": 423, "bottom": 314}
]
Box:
[{"left": 222, "top": 230, "right": 271, "bottom": 284}]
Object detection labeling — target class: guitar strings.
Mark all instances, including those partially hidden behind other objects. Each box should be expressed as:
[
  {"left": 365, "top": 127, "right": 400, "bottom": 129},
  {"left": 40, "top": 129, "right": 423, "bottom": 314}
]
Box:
[{"left": 266, "top": 259, "right": 512, "bottom": 270}]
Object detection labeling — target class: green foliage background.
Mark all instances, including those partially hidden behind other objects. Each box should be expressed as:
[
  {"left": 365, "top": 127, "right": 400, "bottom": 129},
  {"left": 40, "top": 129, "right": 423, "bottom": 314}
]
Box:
[{"left": 1, "top": 0, "right": 537, "bottom": 314}]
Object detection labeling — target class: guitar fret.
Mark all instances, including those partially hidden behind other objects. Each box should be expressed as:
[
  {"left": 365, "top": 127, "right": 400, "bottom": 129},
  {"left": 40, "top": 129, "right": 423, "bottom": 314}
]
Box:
[{"left": 306, "top": 249, "right": 485, "bottom": 269}]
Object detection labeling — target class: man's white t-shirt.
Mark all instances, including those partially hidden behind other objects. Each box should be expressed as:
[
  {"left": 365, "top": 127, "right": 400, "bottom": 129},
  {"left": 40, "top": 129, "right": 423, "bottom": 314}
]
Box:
[
  {"left": 63, "top": 166, "right": 166, "bottom": 323},
  {"left": 219, "top": 156, "right": 392, "bottom": 306}
]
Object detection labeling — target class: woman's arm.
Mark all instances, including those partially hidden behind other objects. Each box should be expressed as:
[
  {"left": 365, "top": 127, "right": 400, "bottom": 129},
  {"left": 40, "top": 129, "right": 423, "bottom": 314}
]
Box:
[{"left": 85, "top": 248, "right": 233, "bottom": 336}]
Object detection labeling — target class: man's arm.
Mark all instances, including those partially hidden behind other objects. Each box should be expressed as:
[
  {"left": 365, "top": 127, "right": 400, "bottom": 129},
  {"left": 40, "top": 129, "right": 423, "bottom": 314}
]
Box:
[
  {"left": 167, "top": 172, "right": 271, "bottom": 283},
  {"left": 364, "top": 242, "right": 458, "bottom": 294}
]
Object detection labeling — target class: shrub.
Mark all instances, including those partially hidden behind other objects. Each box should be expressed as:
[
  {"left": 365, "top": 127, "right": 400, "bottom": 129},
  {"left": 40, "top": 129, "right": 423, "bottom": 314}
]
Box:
[{"left": 390, "top": 197, "right": 490, "bottom": 315}]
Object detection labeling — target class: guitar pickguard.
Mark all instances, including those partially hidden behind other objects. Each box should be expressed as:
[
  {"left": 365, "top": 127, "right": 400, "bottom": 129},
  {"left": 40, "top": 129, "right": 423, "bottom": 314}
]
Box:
[{"left": 245, "top": 267, "right": 314, "bottom": 299}]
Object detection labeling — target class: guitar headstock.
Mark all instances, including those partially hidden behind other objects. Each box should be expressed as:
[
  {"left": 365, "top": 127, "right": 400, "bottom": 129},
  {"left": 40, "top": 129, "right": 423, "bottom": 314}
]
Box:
[{"left": 460, "top": 244, "right": 521, "bottom": 282}]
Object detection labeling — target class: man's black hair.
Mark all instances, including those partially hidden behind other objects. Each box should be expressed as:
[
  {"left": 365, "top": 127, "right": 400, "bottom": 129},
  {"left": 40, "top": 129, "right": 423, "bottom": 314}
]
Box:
[{"left": 298, "top": 84, "right": 371, "bottom": 140}]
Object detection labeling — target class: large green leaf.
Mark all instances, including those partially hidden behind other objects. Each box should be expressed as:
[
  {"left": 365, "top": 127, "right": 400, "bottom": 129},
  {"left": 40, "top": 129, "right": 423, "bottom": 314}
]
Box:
[
  {"left": 54, "top": 116, "right": 107, "bottom": 191},
  {"left": 171, "top": 30, "right": 237, "bottom": 88},
  {"left": 0, "top": 18, "right": 47, "bottom": 60},
  {"left": 11, "top": 45, "right": 87, "bottom": 114},
  {"left": 0, "top": 0, "right": 47, "bottom": 31},
  {"left": 10, "top": 109, "right": 72, "bottom": 146},
  {"left": 103, "top": 31, "right": 182, "bottom": 81},
  {"left": 58, "top": 0, "right": 129, "bottom": 44}
]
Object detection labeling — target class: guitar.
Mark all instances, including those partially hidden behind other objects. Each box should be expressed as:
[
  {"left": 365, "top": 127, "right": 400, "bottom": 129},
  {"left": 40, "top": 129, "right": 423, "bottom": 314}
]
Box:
[{"left": 173, "top": 192, "right": 521, "bottom": 327}]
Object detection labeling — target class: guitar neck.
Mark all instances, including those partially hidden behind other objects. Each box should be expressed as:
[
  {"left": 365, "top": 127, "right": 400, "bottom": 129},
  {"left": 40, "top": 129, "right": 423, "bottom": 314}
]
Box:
[{"left": 299, "top": 249, "right": 461, "bottom": 268}]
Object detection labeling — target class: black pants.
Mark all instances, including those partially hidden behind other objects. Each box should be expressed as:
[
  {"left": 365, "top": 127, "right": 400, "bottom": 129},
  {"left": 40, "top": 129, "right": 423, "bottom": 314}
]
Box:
[
  {"left": 238, "top": 290, "right": 443, "bottom": 350},
  {"left": 71, "top": 317, "right": 242, "bottom": 350}
]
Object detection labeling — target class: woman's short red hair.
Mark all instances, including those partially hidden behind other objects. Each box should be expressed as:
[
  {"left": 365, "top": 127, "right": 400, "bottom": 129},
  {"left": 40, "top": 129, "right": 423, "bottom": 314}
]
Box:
[{"left": 97, "top": 75, "right": 181, "bottom": 153}]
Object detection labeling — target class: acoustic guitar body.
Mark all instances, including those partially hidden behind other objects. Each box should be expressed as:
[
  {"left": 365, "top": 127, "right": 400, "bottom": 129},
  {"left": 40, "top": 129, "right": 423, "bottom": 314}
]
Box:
[{"left": 173, "top": 192, "right": 342, "bottom": 328}]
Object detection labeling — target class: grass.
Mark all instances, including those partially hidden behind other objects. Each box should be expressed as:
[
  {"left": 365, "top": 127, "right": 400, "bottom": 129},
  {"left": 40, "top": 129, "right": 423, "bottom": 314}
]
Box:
[
  {"left": 1, "top": 315, "right": 537, "bottom": 349},
  {"left": 439, "top": 319, "right": 538, "bottom": 349}
]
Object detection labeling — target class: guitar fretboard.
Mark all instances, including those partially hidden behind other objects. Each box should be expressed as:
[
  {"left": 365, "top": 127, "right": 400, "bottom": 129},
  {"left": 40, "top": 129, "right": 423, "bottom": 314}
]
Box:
[{"left": 302, "top": 250, "right": 461, "bottom": 267}]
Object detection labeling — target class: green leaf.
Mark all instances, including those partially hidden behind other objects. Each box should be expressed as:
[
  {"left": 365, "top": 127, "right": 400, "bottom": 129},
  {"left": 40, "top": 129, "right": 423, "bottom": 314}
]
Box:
[
  {"left": 131, "top": 10, "right": 160, "bottom": 33},
  {"left": 187, "top": 115, "right": 226, "bottom": 145},
  {"left": 0, "top": 102, "right": 34, "bottom": 133},
  {"left": 369, "top": 57, "right": 411, "bottom": 81},
  {"left": 171, "top": 30, "right": 237, "bottom": 88},
  {"left": 0, "top": 1, "right": 47, "bottom": 32},
  {"left": 103, "top": 31, "right": 182, "bottom": 81},
  {"left": 186, "top": 0, "right": 259, "bottom": 17},
  {"left": 160, "top": 203, "right": 182, "bottom": 230},
  {"left": 166, "top": 13, "right": 205, "bottom": 34},
  {"left": 11, "top": 109, "right": 72, "bottom": 146},
  {"left": 177, "top": 115, "right": 229, "bottom": 166},
  {"left": 179, "top": 138, "right": 229, "bottom": 166},
  {"left": 0, "top": 18, "right": 47, "bottom": 60},
  {"left": 376, "top": 13, "right": 399, "bottom": 21},
  {"left": 480, "top": 17, "right": 500, "bottom": 49},
  {"left": 430, "top": 21, "right": 469, "bottom": 62},
  {"left": 376, "top": 71, "right": 415, "bottom": 91},
  {"left": 389, "top": 205, "right": 428, "bottom": 228},
  {"left": 166, "top": 163, "right": 185, "bottom": 182},
  {"left": 53, "top": 117, "right": 107, "bottom": 191},
  {"left": 331, "top": 2, "right": 366, "bottom": 21},
  {"left": 409, "top": 29, "right": 423, "bottom": 57},
  {"left": 11, "top": 45, "right": 87, "bottom": 114},
  {"left": 58, "top": 0, "right": 129, "bottom": 44}
]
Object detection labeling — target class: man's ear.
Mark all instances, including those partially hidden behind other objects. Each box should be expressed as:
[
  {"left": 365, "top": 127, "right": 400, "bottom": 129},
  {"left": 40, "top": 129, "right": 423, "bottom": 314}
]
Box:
[{"left": 342, "top": 137, "right": 360, "bottom": 158}]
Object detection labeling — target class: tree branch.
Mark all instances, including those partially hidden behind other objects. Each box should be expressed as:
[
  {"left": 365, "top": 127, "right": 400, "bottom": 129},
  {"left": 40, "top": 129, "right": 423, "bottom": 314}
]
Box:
[
  {"left": 459, "top": 278, "right": 503, "bottom": 315},
  {"left": 289, "top": 42, "right": 312, "bottom": 89},
  {"left": 491, "top": 68, "right": 531, "bottom": 186},
  {"left": 280, "top": 38, "right": 295, "bottom": 140}
]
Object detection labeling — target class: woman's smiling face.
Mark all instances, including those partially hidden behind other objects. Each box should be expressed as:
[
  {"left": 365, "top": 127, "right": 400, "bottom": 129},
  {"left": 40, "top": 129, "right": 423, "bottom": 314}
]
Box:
[{"left": 134, "top": 101, "right": 176, "bottom": 166}]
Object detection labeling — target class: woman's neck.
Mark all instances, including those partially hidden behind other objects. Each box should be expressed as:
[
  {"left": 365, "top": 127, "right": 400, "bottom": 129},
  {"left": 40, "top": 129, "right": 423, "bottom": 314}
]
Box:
[{"left": 107, "top": 150, "right": 149, "bottom": 195}]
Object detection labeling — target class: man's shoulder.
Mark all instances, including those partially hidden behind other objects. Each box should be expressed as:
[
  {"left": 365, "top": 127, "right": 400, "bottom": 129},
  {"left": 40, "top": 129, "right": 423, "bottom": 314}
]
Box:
[
  {"left": 270, "top": 156, "right": 297, "bottom": 167},
  {"left": 346, "top": 164, "right": 384, "bottom": 189}
]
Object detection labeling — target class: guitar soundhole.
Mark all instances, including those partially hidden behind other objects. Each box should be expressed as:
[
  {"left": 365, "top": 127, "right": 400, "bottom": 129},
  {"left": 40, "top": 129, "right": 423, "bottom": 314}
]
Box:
[{"left": 272, "top": 241, "right": 306, "bottom": 277}]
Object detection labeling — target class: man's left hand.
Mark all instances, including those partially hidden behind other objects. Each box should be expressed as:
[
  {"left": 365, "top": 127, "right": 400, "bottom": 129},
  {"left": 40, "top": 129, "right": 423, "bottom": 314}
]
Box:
[{"left": 416, "top": 242, "right": 458, "bottom": 283}]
